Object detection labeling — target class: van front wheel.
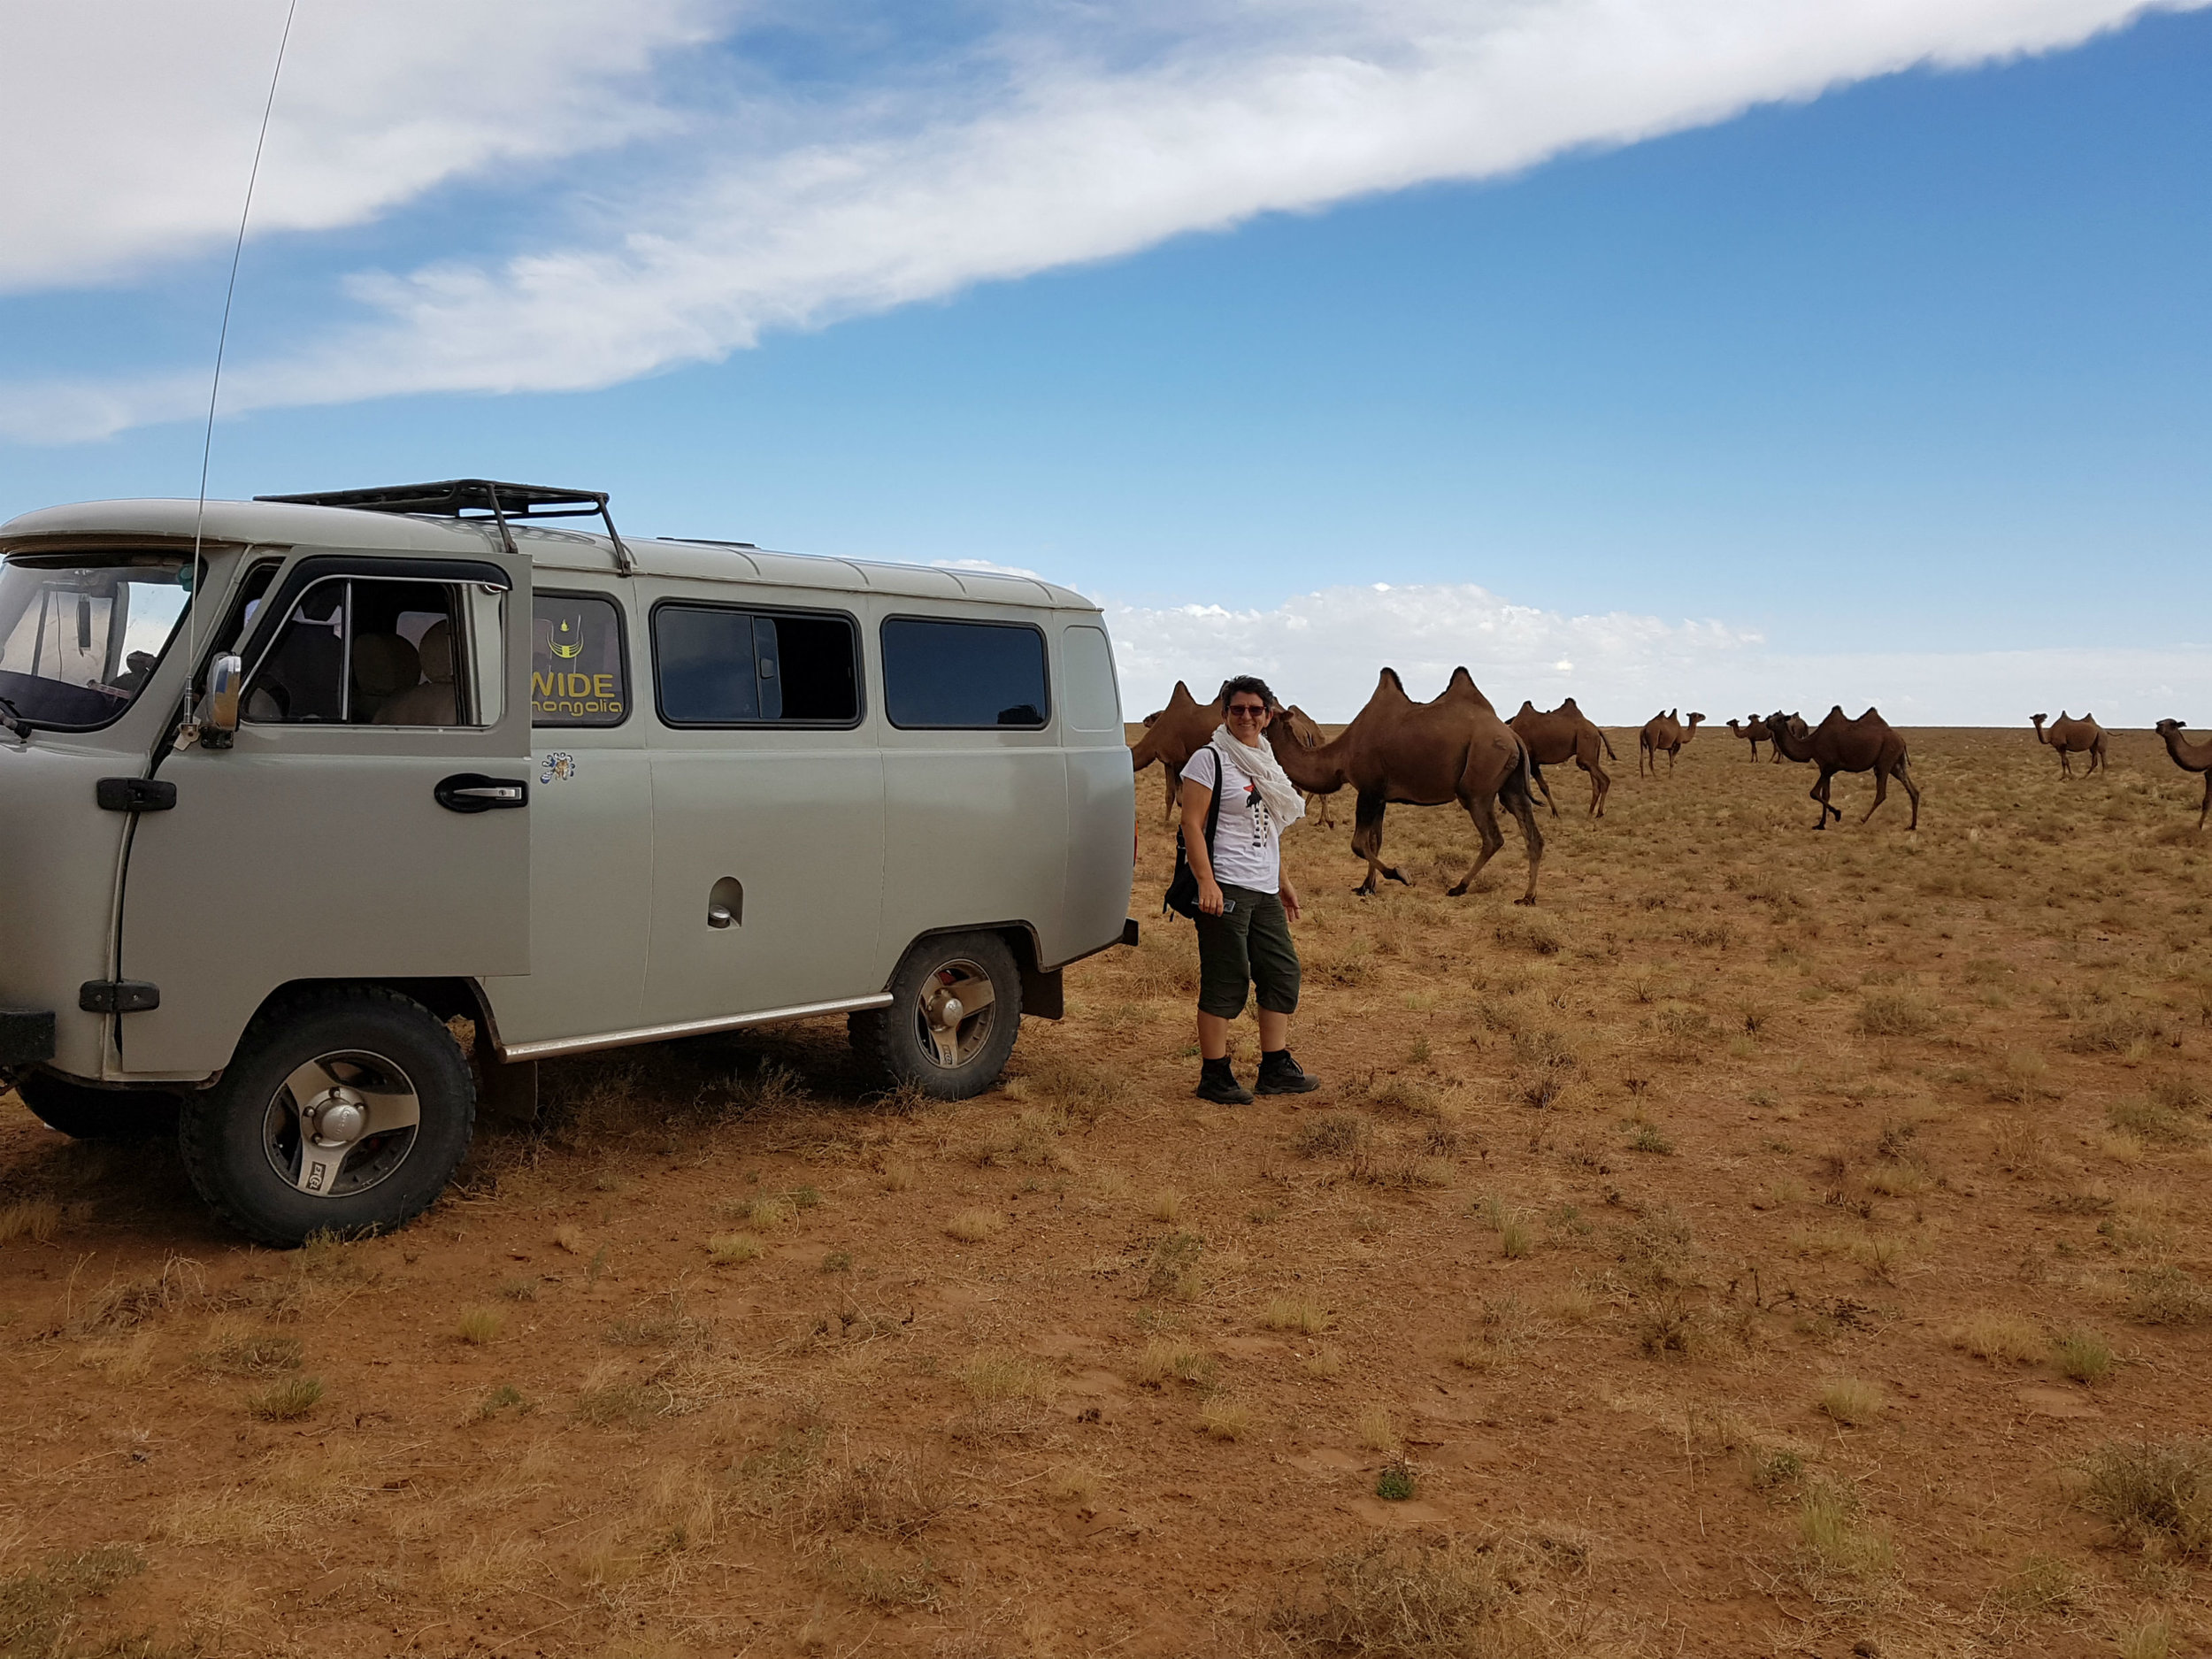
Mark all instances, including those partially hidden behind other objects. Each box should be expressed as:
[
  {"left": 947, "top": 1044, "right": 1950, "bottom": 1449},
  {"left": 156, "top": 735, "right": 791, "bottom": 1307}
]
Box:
[
  {"left": 179, "top": 987, "right": 474, "bottom": 1247},
  {"left": 853, "top": 933, "right": 1022, "bottom": 1099}
]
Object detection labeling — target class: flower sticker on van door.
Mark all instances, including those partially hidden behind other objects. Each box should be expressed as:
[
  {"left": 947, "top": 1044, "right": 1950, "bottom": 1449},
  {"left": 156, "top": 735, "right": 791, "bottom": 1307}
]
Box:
[{"left": 540, "top": 751, "right": 577, "bottom": 785}]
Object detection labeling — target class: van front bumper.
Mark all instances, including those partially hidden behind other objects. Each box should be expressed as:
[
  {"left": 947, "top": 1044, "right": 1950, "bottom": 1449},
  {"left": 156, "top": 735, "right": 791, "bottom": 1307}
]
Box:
[{"left": 0, "top": 1008, "right": 57, "bottom": 1070}]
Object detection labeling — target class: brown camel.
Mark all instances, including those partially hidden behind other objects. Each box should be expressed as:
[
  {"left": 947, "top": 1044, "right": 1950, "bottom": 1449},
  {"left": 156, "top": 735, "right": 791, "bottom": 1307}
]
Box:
[
  {"left": 1279, "top": 703, "right": 1338, "bottom": 829},
  {"left": 1262, "top": 667, "right": 1544, "bottom": 903},
  {"left": 1763, "top": 707, "right": 1922, "bottom": 831},
  {"left": 1130, "top": 681, "right": 1222, "bottom": 824},
  {"left": 1726, "top": 715, "right": 1775, "bottom": 762},
  {"left": 2154, "top": 720, "right": 2212, "bottom": 829},
  {"left": 2031, "top": 711, "right": 2108, "bottom": 779},
  {"left": 1637, "top": 710, "right": 1705, "bottom": 776},
  {"left": 1509, "top": 697, "right": 1617, "bottom": 818}
]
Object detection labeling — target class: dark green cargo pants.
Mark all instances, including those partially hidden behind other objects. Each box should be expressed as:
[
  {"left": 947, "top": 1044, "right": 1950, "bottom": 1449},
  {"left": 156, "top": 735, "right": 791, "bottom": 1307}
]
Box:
[{"left": 1195, "top": 885, "right": 1301, "bottom": 1019}]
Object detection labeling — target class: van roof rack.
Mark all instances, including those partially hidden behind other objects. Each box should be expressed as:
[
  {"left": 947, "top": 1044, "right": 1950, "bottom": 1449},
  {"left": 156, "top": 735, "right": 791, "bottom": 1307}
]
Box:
[{"left": 254, "top": 479, "right": 634, "bottom": 573}]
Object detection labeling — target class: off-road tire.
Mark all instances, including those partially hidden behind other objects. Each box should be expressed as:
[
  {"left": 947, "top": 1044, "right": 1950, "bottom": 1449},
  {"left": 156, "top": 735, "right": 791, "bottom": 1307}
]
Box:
[
  {"left": 849, "top": 932, "right": 1022, "bottom": 1100},
  {"left": 14, "top": 1071, "right": 180, "bottom": 1140},
  {"left": 179, "top": 986, "right": 474, "bottom": 1247}
]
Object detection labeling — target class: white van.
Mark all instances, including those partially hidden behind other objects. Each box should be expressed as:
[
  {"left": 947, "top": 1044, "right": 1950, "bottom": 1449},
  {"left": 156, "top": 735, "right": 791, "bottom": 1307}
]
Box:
[{"left": 0, "top": 481, "right": 1135, "bottom": 1245}]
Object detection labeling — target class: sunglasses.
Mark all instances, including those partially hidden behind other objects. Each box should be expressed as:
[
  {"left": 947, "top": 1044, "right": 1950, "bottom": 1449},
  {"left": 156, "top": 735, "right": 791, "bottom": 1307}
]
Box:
[{"left": 1226, "top": 703, "right": 1268, "bottom": 718}]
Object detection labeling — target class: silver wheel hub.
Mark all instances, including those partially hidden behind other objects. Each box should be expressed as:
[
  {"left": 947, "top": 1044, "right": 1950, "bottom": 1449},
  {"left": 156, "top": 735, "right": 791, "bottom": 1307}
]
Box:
[
  {"left": 303, "top": 1089, "right": 368, "bottom": 1146},
  {"left": 264, "top": 1050, "right": 423, "bottom": 1198},
  {"left": 916, "top": 962, "right": 996, "bottom": 1069}
]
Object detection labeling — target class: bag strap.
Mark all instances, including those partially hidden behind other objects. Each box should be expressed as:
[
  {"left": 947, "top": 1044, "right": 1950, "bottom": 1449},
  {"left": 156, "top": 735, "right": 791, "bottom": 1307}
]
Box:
[{"left": 1202, "top": 748, "right": 1225, "bottom": 852}]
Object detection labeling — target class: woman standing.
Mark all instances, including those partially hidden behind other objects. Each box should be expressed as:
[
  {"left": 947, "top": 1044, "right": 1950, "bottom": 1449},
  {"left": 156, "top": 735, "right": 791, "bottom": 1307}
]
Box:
[{"left": 1179, "top": 677, "right": 1321, "bottom": 1103}]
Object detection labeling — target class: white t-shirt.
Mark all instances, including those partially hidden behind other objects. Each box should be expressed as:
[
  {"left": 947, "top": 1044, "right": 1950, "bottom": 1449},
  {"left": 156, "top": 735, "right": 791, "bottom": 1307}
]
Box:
[{"left": 1180, "top": 743, "right": 1280, "bottom": 895}]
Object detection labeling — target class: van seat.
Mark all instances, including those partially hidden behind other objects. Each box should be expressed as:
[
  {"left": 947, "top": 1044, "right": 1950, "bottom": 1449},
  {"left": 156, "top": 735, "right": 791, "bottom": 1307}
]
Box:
[
  {"left": 350, "top": 634, "right": 420, "bottom": 720},
  {"left": 375, "top": 620, "right": 457, "bottom": 726}
]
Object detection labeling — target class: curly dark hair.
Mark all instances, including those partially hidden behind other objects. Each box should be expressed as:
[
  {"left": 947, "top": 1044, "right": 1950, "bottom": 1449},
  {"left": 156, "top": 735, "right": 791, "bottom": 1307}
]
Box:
[{"left": 1218, "top": 675, "right": 1277, "bottom": 711}]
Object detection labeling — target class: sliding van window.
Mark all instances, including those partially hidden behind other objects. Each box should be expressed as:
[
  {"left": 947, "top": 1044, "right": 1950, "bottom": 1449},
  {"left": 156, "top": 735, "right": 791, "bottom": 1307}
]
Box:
[
  {"left": 881, "top": 617, "right": 1048, "bottom": 729},
  {"left": 533, "top": 592, "right": 629, "bottom": 726},
  {"left": 653, "top": 603, "right": 860, "bottom": 726}
]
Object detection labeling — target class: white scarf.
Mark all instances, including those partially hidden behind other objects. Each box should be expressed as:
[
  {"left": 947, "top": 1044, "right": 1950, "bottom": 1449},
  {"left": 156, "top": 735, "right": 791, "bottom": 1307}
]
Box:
[{"left": 1210, "top": 724, "right": 1306, "bottom": 830}]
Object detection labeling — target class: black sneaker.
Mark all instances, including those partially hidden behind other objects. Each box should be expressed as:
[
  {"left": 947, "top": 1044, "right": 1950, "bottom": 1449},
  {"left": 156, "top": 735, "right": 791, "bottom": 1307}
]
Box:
[
  {"left": 1255, "top": 1049, "right": 1321, "bottom": 1095},
  {"left": 1194, "top": 1058, "right": 1253, "bottom": 1105}
]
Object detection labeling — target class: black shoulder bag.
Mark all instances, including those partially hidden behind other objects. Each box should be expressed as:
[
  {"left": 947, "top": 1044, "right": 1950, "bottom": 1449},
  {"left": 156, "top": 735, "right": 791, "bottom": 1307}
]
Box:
[{"left": 1163, "top": 749, "right": 1226, "bottom": 919}]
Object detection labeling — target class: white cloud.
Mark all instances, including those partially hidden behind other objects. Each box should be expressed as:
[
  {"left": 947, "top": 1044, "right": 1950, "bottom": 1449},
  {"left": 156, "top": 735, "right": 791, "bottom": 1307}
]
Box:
[
  {"left": 0, "top": 0, "right": 729, "bottom": 293},
  {"left": 4, "top": 0, "right": 2202, "bottom": 437},
  {"left": 933, "top": 557, "right": 1044, "bottom": 578},
  {"left": 1105, "top": 580, "right": 2212, "bottom": 726}
]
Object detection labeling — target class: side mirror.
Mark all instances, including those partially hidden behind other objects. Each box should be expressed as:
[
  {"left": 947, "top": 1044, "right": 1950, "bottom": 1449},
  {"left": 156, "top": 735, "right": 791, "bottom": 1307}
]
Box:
[{"left": 199, "top": 654, "right": 243, "bottom": 747}]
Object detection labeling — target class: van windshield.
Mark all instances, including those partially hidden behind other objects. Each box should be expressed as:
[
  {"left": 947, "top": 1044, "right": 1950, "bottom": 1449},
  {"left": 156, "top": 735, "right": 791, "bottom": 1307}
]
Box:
[{"left": 0, "top": 552, "right": 194, "bottom": 728}]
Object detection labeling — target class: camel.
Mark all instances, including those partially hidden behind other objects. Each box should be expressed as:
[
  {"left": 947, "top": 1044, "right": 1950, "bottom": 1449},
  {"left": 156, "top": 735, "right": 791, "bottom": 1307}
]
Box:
[
  {"left": 1638, "top": 710, "right": 1705, "bottom": 776},
  {"left": 2154, "top": 721, "right": 2212, "bottom": 829},
  {"left": 1726, "top": 716, "right": 1775, "bottom": 762},
  {"left": 1763, "top": 707, "right": 1921, "bottom": 831},
  {"left": 1509, "top": 697, "right": 1617, "bottom": 818},
  {"left": 1262, "top": 667, "right": 1543, "bottom": 903},
  {"left": 1130, "top": 681, "right": 1222, "bottom": 824},
  {"left": 1279, "top": 703, "right": 1338, "bottom": 829},
  {"left": 2031, "top": 711, "right": 2108, "bottom": 779}
]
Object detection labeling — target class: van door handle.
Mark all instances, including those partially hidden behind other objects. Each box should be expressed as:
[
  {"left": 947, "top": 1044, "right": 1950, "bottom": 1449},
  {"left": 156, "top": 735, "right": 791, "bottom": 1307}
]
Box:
[{"left": 434, "top": 773, "right": 529, "bottom": 813}]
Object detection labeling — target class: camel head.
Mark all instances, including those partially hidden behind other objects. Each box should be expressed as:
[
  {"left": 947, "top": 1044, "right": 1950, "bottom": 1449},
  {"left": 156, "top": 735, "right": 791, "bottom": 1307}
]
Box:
[
  {"left": 2031, "top": 713, "right": 2047, "bottom": 727},
  {"left": 1726, "top": 718, "right": 1741, "bottom": 735},
  {"left": 1141, "top": 710, "right": 1160, "bottom": 727},
  {"left": 1686, "top": 712, "right": 1705, "bottom": 728},
  {"left": 2156, "top": 718, "right": 2185, "bottom": 736}
]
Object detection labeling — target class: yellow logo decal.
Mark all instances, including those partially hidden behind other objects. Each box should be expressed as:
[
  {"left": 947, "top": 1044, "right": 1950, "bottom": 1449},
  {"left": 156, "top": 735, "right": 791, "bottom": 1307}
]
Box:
[{"left": 549, "top": 616, "right": 586, "bottom": 660}]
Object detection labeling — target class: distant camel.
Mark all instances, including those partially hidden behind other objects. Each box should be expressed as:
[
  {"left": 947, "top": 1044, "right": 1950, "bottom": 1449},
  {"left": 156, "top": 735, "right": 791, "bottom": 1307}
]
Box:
[
  {"left": 1131, "top": 681, "right": 1222, "bottom": 824},
  {"left": 1510, "top": 697, "right": 1617, "bottom": 818},
  {"left": 1638, "top": 710, "right": 1705, "bottom": 776},
  {"left": 2031, "top": 711, "right": 2108, "bottom": 779},
  {"left": 1726, "top": 716, "right": 1775, "bottom": 762},
  {"left": 1263, "top": 668, "right": 1544, "bottom": 902},
  {"left": 1279, "top": 703, "right": 1338, "bottom": 828},
  {"left": 2154, "top": 720, "right": 2212, "bottom": 829},
  {"left": 1764, "top": 707, "right": 1922, "bottom": 831}
]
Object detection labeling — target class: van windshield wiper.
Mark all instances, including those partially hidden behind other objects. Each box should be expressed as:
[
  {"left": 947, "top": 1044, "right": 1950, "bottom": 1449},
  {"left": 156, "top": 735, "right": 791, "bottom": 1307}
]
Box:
[{"left": 0, "top": 694, "right": 28, "bottom": 739}]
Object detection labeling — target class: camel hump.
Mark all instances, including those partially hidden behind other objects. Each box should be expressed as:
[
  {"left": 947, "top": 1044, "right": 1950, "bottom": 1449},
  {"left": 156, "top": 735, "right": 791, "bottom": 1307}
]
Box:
[
  {"left": 1375, "top": 667, "right": 1413, "bottom": 701},
  {"left": 1166, "top": 680, "right": 1196, "bottom": 707},
  {"left": 1516, "top": 700, "right": 1536, "bottom": 717}
]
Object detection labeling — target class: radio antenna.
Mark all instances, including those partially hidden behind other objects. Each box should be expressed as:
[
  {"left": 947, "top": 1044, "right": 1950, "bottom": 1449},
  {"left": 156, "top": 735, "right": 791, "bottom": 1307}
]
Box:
[{"left": 183, "top": 0, "right": 300, "bottom": 725}]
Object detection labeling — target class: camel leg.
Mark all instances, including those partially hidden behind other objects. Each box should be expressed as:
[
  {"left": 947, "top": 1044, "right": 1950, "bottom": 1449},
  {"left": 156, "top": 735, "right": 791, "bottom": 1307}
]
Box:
[
  {"left": 1508, "top": 780, "right": 1545, "bottom": 905},
  {"left": 1810, "top": 768, "right": 1840, "bottom": 829},
  {"left": 1350, "top": 791, "right": 1406, "bottom": 895},
  {"left": 1446, "top": 793, "right": 1508, "bottom": 898},
  {"left": 1896, "top": 760, "right": 1922, "bottom": 830},
  {"left": 1530, "top": 760, "right": 1559, "bottom": 818},
  {"left": 1863, "top": 766, "right": 1890, "bottom": 825},
  {"left": 1164, "top": 770, "right": 1180, "bottom": 826},
  {"left": 2197, "top": 772, "right": 2209, "bottom": 832},
  {"left": 1586, "top": 759, "right": 1609, "bottom": 819}
]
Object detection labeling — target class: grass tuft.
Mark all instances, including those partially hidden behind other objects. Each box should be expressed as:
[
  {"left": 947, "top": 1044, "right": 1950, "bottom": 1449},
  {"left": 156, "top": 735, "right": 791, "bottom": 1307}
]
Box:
[
  {"left": 942, "top": 1208, "right": 1004, "bottom": 1243},
  {"left": 246, "top": 1376, "right": 324, "bottom": 1421},
  {"left": 1816, "top": 1377, "right": 1883, "bottom": 1428},
  {"left": 2078, "top": 1439, "right": 2212, "bottom": 1555}
]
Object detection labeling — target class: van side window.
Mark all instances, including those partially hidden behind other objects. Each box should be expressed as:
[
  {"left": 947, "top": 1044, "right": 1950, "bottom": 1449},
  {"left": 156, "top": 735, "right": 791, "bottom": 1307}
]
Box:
[
  {"left": 243, "top": 577, "right": 482, "bottom": 726},
  {"left": 533, "top": 593, "right": 628, "bottom": 726},
  {"left": 1059, "top": 625, "right": 1121, "bottom": 732},
  {"left": 881, "top": 618, "right": 1048, "bottom": 729},
  {"left": 653, "top": 605, "right": 860, "bottom": 726}
]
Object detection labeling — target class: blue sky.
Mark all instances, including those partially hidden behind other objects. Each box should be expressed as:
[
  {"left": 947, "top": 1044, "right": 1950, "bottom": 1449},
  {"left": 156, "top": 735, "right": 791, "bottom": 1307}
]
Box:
[{"left": 4, "top": 0, "right": 2207, "bottom": 720}]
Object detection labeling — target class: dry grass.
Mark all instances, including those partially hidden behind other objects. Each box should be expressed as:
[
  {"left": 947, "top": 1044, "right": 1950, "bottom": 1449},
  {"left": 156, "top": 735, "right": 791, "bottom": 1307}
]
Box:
[
  {"left": 706, "top": 1231, "right": 764, "bottom": 1265},
  {"left": 1262, "top": 1295, "right": 1330, "bottom": 1335},
  {"left": 0, "top": 1196, "right": 64, "bottom": 1246},
  {"left": 1355, "top": 1407, "right": 1400, "bottom": 1453},
  {"left": 457, "top": 1307, "right": 504, "bottom": 1346},
  {"left": 1199, "top": 1395, "right": 1254, "bottom": 1440},
  {"left": 1270, "top": 1538, "right": 1525, "bottom": 1656},
  {"left": 1134, "top": 1337, "right": 1216, "bottom": 1388},
  {"left": 1817, "top": 1377, "right": 1883, "bottom": 1427},
  {"left": 245, "top": 1376, "right": 324, "bottom": 1421},
  {"left": 2078, "top": 1440, "right": 2212, "bottom": 1555},
  {"left": 942, "top": 1208, "right": 1004, "bottom": 1242},
  {"left": 956, "top": 1348, "right": 1056, "bottom": 1403},
  {"left": 1951, "top": 1310, "right": 2044, "bottom": 1365}
]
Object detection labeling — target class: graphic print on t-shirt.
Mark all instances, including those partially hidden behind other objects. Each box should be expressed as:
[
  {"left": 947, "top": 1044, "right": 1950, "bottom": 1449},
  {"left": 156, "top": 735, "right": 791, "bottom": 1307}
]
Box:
[{"left": 1180, "top": 744, "right": 1280, "bottom": 895}]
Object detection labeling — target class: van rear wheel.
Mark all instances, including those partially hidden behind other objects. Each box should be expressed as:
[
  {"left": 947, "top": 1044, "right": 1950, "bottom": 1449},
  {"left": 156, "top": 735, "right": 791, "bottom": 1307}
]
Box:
[
  {"left": 14, "top": 1072, "right": 180, "bottom": 1141},
  {"left": 852, "top": 933, "right": 1022, "bottom": 1099},
  {"left": 179, "top": 987, "right": 474, "bottom": 1247}
]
